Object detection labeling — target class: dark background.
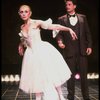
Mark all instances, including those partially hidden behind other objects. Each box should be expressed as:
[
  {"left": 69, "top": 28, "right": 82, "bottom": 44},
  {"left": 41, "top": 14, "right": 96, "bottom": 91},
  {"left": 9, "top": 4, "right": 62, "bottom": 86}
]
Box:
[{"left": 1, "top": 0, "right": 99, "bottom": 74}]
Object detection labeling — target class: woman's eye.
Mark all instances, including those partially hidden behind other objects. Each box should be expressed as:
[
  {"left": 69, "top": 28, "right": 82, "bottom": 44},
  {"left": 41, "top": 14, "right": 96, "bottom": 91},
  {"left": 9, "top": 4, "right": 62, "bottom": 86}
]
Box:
[
  {"left": 20, "top": 11, "right": 23, "bottom": 14},
  {"left": 19, "top": 11, "right": 28, "bottom": 14},
  {"left": 25, "top": 11, "right": 28, "bottom": 13}
]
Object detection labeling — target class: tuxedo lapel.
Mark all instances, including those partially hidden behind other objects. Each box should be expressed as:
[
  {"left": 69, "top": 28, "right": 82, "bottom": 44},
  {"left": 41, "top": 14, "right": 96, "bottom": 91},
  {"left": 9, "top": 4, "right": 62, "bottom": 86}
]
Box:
[
  {"left": 77, "top": 14, "right": 83, "bottom": 37},
  {"left": 62, "top": 14, "right": 84, "bottom": 37},
  {"left": 63, "top": 15, "right": 68, "bottom": 26}
]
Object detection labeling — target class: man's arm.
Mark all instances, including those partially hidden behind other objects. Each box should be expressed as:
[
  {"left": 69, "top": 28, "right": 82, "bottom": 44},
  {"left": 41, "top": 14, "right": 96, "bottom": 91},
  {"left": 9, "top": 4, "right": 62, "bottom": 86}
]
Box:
[{"left": 84, "top": 16, "right": 93, "bottom": 55}]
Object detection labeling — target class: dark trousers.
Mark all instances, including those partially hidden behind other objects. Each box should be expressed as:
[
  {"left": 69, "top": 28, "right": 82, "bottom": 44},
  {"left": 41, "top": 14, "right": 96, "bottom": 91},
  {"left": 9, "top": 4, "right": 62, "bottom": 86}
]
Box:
[{"left": 65, "top": 55, "right": 89, "bottom": 100}]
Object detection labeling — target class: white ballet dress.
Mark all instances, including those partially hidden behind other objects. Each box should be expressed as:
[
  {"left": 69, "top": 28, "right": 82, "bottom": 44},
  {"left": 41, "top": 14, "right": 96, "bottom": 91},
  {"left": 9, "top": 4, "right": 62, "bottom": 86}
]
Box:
[{"left": 19, "top": 18, "right": 71, "bottom": 93}]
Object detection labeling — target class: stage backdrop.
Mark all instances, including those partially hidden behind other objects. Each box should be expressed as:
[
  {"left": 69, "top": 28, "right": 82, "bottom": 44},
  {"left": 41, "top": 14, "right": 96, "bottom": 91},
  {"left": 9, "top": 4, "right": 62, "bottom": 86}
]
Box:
[{"left": 1, "top": 0, "right": 99, "bottom": 74}]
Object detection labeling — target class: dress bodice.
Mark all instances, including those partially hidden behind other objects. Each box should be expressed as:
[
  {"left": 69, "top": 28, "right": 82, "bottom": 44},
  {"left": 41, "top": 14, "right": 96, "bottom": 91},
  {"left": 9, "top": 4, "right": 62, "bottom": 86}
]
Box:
[
  {"left": 28, "top": 28, "right": 42, "bottom": 42},
  {"left": 18, "top": 18, "right": 58, "bottom": 47},
  {"left": 19, "top": 28, "right": 42, "bottom": 48}
]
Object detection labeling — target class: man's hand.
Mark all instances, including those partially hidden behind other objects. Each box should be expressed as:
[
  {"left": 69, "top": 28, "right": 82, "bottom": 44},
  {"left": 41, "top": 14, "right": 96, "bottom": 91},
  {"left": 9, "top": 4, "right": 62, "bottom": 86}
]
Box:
[
  {"left": 86, "top": 48, "right": 92, "bottom": 55},
  {"left": 58, "top": 40, "right": 65, "bottom": 49}
]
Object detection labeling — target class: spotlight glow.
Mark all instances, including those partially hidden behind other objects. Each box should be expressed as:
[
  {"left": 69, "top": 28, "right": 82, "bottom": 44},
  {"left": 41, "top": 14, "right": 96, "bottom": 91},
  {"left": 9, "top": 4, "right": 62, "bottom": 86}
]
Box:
[
  {"left": 14, "top": 75, "right": 20, "bottom": 82},
  {"left": 4, "top": 75, "right": 10, "bottom": 82},
  {"left": 75, "top": 73, "right": 80, "bottom": 79},
  {"left": 2, "top": 77, "right": 5, "bottom": 82},
  {"left": 1, "top": 73, "right": 99, "bottom": 83},
  {"left": 9, "top": 75, "right": 15, "bottom": 82}
]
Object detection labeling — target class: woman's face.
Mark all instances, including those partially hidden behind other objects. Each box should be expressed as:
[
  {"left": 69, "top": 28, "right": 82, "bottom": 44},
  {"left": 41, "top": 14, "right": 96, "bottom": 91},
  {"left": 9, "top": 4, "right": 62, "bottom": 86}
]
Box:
[{"left": 19, "top": 5, "right": 32, "bottom": 21}]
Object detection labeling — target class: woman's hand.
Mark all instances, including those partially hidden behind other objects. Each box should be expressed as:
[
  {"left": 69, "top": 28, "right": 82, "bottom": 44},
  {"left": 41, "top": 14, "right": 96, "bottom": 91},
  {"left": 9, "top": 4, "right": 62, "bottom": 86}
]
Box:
[
  {"left": 69, "top": 28, "right": 78, "bottom": 40},
  {"left": 18, "top": 44, "right": 24, "bottom": 56}
]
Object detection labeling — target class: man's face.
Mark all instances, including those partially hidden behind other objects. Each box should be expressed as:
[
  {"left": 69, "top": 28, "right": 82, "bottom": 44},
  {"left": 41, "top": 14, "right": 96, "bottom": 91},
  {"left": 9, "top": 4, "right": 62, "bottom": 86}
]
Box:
[{"left": 65, "top": 1, "right": 76, "bottom": 13}]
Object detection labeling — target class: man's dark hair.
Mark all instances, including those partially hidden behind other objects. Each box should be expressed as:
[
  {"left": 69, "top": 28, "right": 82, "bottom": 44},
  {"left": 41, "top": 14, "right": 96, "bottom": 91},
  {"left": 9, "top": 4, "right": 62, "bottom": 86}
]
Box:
[{"left": 64, "top": 0, "right": 77, "bottom": 5}]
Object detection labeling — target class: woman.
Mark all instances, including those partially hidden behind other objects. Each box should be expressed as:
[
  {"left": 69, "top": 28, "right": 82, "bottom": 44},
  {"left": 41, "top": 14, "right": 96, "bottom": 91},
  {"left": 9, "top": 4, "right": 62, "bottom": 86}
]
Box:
[{"left": 18, "top": 4, "right": 77, "bottom": 100}]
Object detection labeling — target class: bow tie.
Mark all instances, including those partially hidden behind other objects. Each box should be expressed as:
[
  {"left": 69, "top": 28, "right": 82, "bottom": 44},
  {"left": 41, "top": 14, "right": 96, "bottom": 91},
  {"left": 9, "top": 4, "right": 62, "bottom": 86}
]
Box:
[{"left": 68, "top": 14, "right": 76, "bottom": 17}]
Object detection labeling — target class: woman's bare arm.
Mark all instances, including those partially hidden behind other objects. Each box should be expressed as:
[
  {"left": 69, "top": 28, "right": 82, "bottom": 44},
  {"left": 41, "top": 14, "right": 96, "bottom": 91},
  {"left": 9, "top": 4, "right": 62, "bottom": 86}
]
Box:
[{"left": 48, "top": 24, "right": 78, "bottom": 40}]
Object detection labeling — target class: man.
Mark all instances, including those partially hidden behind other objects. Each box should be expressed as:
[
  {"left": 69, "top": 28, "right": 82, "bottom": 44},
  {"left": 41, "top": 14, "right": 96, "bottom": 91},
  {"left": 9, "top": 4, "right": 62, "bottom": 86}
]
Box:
[{"left": 56, "top": 0, "right": 92, "bottom": 100}]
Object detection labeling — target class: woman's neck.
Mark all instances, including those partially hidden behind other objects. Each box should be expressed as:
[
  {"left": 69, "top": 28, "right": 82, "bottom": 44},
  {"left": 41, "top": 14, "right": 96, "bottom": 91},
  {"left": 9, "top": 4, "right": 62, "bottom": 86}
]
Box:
[{"left": 24, "top": 18, "right": 31, "bottom": 25}]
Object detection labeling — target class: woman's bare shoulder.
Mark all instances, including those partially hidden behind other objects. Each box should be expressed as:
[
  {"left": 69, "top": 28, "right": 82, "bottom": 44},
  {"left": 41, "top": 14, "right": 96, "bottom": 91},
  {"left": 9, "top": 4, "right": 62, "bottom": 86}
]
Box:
[
  {"left": 20, "top": 24, "right": 24, "bottom": 30},
  {"left": 30, "top": 19, "right": 42, "bottom": 28}
]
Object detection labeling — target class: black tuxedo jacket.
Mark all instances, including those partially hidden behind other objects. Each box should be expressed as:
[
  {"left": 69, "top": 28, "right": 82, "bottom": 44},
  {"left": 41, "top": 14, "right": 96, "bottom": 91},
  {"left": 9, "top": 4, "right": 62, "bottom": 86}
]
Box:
[{"left": 56, "top": 14, "right": 92, "bottom": 58}]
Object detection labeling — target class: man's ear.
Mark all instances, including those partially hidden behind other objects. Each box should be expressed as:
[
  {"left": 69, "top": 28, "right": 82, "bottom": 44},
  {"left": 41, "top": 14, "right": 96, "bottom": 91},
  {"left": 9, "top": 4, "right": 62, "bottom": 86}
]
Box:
[{"left": 74, "top": 5, "right": 77, "bottom": 9}]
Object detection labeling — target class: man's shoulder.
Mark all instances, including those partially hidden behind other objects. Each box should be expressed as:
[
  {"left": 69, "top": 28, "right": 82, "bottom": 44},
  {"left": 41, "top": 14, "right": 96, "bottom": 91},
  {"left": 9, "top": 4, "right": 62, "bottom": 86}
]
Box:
[
  {"left": 58, "top": 13, "right": 86, "bottom": 19},
  {"left": 77, "top": 13, "right": 86, "bottom": 17},
  {"left": 58, "top": 14, "right": 67, "bottom": 20}
]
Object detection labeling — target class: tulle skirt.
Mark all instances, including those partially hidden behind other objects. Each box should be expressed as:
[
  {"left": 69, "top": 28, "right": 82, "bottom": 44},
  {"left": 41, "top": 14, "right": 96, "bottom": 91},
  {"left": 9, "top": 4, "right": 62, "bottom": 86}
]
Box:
[{"left": 19, "top": 41, "right": 71, "bottom": 93}]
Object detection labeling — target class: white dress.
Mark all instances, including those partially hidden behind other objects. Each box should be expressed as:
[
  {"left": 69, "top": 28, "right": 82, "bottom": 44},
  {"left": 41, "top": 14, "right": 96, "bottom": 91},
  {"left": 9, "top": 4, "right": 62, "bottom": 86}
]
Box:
[{"left": 19, "top": 18, "right": 71, "bottom": 93}]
